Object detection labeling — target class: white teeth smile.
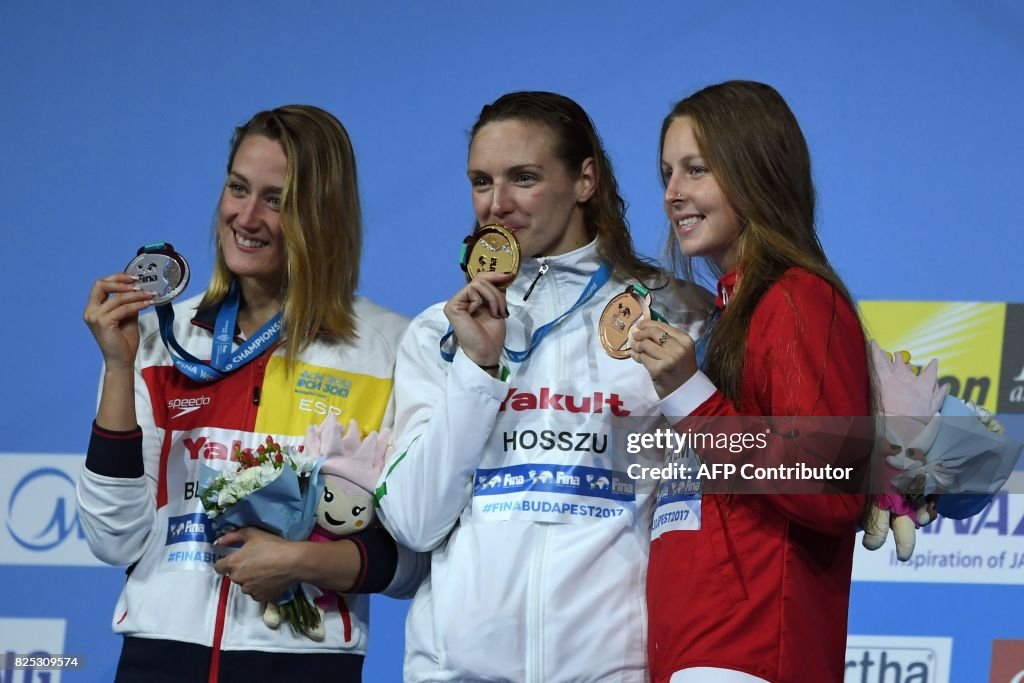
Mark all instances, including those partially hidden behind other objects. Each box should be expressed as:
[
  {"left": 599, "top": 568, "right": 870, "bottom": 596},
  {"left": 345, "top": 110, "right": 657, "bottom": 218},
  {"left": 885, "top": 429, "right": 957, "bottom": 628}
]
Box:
[
  {"left": 234, "top": 232, "right": 268, "bottom": 248},
  {"left": 677, "top": 216, "right": 702, "bottom": 228}
]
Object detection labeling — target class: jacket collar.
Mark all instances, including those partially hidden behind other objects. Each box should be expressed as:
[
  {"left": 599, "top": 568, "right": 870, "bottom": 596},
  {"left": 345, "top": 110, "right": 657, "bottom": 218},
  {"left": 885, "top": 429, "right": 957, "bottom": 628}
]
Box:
[
  {"left": 716, "top": 270, "right": 739, "bottom": 310},
  {"left": 510, "top": 239, "right": 604, "bottom": 296}
]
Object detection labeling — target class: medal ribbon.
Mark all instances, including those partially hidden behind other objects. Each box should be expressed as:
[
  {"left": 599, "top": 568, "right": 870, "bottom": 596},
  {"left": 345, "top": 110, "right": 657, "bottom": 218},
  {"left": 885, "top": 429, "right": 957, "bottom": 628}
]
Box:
[
  {"left": 439, "top": 261, "right": 613, "bottom": 364},
  {"left": 156, "top": 279, "right": 283, "bottom": 383},
  {"left": 693, "top": 307, "right": 720, "bottom": 372}
]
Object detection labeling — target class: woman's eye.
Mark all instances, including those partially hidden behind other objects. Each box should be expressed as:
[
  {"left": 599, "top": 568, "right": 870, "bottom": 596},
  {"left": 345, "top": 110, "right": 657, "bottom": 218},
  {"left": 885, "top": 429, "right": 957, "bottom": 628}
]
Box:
[
  {"left": 688, "top": 165, "right": 709, "bottom": 178},
  {"left": 228, "top": 183, "right": 246, "bottom": 196},
  {"left": 267, "top": 195, "right": 281, "bottom": 210},
  {"left": 515, "top": 173, "right": 537, "bottom": 184},
  {"left": 470, "top": 176, "right": 491, "bottom": 189}
]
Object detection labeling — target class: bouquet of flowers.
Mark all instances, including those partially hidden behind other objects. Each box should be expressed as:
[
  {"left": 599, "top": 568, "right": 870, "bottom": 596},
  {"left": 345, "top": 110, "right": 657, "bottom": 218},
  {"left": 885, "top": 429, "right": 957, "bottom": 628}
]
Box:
[
  {"left": 863, "top": 340, "right": 1023, "bottom": 560},
  {"left": 198, "top": 432, "right": 325, "bottom": 635}
]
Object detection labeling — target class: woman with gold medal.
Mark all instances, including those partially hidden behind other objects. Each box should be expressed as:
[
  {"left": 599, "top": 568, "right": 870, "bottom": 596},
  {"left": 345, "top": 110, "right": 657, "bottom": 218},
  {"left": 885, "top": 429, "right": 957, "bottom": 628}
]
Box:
[{"left": 377, "top": 91, "right": 712, "bottom": 682}]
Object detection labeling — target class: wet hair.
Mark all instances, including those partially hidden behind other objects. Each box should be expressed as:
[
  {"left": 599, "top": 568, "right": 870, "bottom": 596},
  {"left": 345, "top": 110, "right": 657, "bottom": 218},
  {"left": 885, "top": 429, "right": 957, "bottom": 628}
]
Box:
[{"left": 472, "top": 91, "right": 661, "bottom": 283}]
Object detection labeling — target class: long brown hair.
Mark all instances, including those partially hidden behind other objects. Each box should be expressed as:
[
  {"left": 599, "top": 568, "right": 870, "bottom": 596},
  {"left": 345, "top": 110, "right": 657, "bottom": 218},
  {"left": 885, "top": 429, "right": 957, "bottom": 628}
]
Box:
[
  {"left": 200, "top": 105, "right": 362, "bottom": 361},
  {"left": 472, "top": 91, "right": 662, "bottom": 284},
  {"left": 661, "top": 81, "right": 865, "bottom": 405}
]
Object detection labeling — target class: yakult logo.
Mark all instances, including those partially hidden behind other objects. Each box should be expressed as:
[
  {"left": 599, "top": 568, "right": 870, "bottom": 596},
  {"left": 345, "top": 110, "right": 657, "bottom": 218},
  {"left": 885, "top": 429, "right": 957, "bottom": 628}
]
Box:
[
  {"left": 183, "top": 435, "right": 242, "bottom": 461},
  {"left": 498, "top": 387, "right": 630, "bottom": 416}
]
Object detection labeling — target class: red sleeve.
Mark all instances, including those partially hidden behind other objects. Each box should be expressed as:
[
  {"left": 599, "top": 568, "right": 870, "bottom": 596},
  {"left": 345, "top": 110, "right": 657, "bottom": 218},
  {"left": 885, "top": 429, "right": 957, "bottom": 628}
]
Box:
[{"left": 676, "top": 270, "right": 871, "bottom": 536}]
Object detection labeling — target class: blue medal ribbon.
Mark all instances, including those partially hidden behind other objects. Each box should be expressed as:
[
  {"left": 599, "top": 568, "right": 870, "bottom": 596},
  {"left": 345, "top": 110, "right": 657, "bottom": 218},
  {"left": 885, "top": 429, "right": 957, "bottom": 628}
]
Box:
[
  {"left": 156, "top": 280, "right": 283, "bottom": 383},
  {"left": 439, "top": 261, "right": 613, "bottom": 364},
  {"left": 693, "top": 307, "right": 720, "bottom": 372}
]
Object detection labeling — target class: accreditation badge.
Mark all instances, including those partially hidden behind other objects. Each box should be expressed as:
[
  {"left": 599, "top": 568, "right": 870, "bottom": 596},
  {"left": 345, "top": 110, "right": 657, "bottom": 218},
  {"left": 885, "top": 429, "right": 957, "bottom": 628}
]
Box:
[
  {"left": 459, "top": 224, "right": 520, "bottom": 289},
  {"left": 125, "top": 242, "right": 190, "bottom": 305},
  {"left": 651, "top": 448, "right": 703, "bottom": 539}
]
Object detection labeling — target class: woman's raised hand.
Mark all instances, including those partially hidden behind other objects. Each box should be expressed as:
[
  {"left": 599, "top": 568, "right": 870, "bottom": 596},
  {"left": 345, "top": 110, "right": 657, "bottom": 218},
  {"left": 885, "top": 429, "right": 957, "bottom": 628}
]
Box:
[
  {"left": 630, "top": 318, "right": 698, "bottom": 399},
  {"left": 83, "top": 273, "right": 156, "bottom": 369},
  {"left": 442, "top": 271, "right": 513, "bottom": 368}
]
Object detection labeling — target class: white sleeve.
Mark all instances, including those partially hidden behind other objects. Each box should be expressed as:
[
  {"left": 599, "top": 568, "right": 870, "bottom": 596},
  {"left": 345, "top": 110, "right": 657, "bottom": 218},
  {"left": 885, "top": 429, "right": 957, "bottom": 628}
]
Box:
[
  {"left": 376, "top": 311, "right": 507, "bottom": 552},
  {"left": 76, "top": 341, "right": 161, "bottom": 566}
]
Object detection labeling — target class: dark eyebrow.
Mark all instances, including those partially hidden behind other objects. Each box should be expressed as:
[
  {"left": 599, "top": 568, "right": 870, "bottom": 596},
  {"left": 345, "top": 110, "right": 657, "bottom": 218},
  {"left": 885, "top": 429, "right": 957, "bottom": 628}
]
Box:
[{"left": 508, "top": 164, "right": 541, "bottom": 174}]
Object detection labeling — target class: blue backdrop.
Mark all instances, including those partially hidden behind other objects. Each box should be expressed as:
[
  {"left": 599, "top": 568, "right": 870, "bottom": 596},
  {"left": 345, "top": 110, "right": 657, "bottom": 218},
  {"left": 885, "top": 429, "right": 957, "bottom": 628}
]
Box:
[{"left": 3, "top": 2, "right": 1023, "bottom": 681}]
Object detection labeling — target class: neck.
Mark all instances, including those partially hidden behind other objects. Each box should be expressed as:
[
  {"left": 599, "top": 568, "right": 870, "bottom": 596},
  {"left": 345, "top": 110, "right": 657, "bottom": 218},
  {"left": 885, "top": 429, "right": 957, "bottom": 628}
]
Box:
[{"left": 236, "top": 277, "right": 284, "bottom": 337}]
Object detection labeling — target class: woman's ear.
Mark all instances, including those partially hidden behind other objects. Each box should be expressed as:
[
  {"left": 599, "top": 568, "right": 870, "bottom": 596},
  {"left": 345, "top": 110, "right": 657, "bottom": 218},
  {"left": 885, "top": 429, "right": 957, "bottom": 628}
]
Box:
[{"left": 575, "top": 157, "right": 597, "bottom": 204}]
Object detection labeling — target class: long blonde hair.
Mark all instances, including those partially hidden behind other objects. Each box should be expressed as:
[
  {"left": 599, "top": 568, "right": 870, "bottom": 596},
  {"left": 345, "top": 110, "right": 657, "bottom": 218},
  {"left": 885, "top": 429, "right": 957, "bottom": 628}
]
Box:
[{"left": 200, "top": 105, "right": 362, "bottom": 361}]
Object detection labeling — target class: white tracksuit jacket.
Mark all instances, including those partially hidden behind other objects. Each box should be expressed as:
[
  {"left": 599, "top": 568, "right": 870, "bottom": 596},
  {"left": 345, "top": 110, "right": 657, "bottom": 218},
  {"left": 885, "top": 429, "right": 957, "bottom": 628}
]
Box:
[
  {"left": 378, "top": 241, "right": 712, "bottom": 682},
  {"left": 77, "top": 293, "right": 424, "bottom": 660}
]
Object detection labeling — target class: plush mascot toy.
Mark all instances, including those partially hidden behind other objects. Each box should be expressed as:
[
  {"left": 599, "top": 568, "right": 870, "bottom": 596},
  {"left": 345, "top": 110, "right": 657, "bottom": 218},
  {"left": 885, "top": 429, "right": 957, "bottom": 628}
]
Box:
[
  {"left": 263, "top": 417, "right": 390, "bottom": 640},
  {"left": 862, "top": 341, "right": 948, "bottom": 560}
]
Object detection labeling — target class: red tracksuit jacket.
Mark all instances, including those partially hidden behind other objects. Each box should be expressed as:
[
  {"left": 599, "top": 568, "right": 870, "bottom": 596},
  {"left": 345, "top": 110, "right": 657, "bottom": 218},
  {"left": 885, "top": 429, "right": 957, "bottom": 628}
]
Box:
[{"left": 647, "top": 268, "right": 872, "bottom": 683}]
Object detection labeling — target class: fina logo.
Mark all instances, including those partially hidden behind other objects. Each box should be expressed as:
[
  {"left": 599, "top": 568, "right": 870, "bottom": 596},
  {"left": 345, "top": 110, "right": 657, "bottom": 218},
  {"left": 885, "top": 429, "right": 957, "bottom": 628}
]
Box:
[
  {"left": 5, "top": 468, "right": 84, "bottom": 551},
  {"left": 166, "top": 513, "right": 211, "bottom": 545}
]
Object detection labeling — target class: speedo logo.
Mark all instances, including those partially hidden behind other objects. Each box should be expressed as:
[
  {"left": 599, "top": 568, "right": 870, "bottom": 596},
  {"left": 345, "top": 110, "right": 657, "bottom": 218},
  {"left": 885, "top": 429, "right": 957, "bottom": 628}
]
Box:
[
  {"left": 168, "top": 395, "right": 211, "bottom": 419},
  {"left": 499, "top": 387, "right": 630, "bottom": 416}
]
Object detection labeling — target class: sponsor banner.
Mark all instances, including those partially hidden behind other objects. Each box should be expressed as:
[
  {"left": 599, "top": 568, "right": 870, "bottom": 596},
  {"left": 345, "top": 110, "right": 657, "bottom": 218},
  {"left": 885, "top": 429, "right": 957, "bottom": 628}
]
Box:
[
  {"left": 853, "top": 493, "right": 1024, "bottom": 584},
  {"left": 859, "top": 301, "right": 1006, "bottom": 413},
  {"left": 0, "top": 454, "right": 105, "bottom": 567},
  {"left": 998, "top": 304, "right": 1024, "bottom": 414},
  {"left": 0, "top": 618, "right": 67, "bottom": 682},
  {"left": 845, "top": 635, "right": 952, "bottom": 683},
  {"left": 990, "top": 639, "right": 1024, "bottom": 683}
]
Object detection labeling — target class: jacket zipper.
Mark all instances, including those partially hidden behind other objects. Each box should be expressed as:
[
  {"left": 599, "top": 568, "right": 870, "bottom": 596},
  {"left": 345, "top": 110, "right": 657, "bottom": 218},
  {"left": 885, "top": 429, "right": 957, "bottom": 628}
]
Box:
[{"left": 522, "top": 262, "right": 549, "bottom": 302}]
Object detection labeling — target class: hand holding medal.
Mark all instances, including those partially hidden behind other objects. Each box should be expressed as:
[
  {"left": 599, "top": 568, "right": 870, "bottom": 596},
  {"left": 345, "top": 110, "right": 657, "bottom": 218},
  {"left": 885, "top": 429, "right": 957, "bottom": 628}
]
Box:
[
  {"left": 83, "top": 242, "right": 190, "bottom": 374},
  {"left": 600, "top": 284, "right": 697, "bottom": 399},
  {"left": 442, "top": 224, "right": 521, "bottom": 369},
  {"left": 599, "top": 284, "right": 667, "bottom": 359}
]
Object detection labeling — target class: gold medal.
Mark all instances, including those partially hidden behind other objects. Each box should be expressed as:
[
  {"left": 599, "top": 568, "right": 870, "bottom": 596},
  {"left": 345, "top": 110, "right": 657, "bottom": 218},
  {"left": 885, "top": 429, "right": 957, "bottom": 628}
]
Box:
[
  {"left": 460, "top": 224, "right": 520, "bottom": 289},
  {"left": 599, "top": 285, "right": 663, "bottom": 359}
]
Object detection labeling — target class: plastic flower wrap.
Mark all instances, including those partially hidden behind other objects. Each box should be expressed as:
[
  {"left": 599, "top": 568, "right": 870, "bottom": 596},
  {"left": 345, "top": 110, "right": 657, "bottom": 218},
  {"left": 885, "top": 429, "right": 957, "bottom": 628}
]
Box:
[
  {"left": 864, "top": 341, "right": 1023, "bottom": 560},
  {"left": 198, "top": 431, "right": 326, "bottom": 635}
]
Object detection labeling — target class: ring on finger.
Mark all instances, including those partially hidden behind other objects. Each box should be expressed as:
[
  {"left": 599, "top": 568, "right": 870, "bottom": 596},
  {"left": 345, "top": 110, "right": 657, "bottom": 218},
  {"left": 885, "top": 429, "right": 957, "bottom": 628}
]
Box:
[{"left": 657, "top": 332, "right": 670, "bottom": 346}]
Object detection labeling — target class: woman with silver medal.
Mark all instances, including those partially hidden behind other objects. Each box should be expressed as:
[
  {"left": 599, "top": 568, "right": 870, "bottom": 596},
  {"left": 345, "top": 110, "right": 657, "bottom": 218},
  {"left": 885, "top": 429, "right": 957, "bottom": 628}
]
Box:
[
  {"left": 376, "top": 91, "right": 712, "bottom": 682},
  {"left": 79, "top": 105, "right": 423, "bottom": 682}
]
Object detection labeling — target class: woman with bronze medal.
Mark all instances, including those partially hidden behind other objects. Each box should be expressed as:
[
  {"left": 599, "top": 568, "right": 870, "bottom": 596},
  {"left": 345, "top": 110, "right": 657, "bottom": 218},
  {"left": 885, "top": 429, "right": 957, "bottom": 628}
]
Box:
[
  {"left": 630, "top": 82, "right": 874, "bottom": 683},
  {"left": 79, "top": 105, "right": 423, "bottom": 682},
  {"left": 376, "top": 91, "right": 712, "bottom": 681}
]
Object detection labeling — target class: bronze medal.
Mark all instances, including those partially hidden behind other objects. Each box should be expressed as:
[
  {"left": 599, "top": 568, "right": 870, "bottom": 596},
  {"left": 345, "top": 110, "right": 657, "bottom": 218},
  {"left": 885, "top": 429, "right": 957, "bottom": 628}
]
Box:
[
  {"left": 460, "top": 224, "right": 520, "bottom": 289},
  {"left": 599, "top": 287, "right": 654, "bottom": 359}
]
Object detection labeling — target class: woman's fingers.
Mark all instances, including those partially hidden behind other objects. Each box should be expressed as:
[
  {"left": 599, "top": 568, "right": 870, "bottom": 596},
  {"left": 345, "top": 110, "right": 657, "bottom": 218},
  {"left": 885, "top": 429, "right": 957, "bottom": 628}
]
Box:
[{"left": 446, "top": 277, "right": 509, "bottom": 321}]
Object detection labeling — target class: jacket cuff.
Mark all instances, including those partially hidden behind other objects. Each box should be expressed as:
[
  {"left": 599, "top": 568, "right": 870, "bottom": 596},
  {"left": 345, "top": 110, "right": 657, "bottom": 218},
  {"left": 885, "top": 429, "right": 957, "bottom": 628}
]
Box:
[
  {"left": 346, "top": 526, "right": 398, "bottom": 594},
  {"left": 657, "top": 371, "right": 717, "bottom": 420},
  {"left": 86, "top": 421, "right": 145, "bottom": 479}
]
